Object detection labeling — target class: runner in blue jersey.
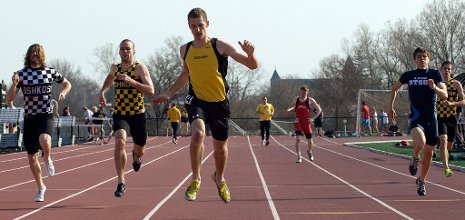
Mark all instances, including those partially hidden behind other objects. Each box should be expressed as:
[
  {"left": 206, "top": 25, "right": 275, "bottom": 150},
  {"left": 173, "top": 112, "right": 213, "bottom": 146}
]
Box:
[{"left": 388, "top": 47, "right": 447, "bottom": 196}]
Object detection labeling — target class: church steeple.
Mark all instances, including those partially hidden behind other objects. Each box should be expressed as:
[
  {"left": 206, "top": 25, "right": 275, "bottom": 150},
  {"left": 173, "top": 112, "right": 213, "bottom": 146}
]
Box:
[{"left": 270, "top": 68, "right": 281, "bottom": 80}]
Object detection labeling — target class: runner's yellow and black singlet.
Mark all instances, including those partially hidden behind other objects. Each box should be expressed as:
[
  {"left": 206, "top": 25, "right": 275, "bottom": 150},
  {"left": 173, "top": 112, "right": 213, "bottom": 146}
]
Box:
[
  {"left": 113, "top": 62, "right": 144, "bottom": 116},
  {"left": 184, "top": 38, "right": 228, "bottom": 102},
  {"left": 437, "top": 79, "right": 458, "bottom": 118}
]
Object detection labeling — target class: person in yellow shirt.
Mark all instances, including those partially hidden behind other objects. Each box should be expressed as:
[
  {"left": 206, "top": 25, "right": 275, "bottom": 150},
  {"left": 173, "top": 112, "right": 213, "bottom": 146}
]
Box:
[
  {"left": 256, "top": 96, "right": 274, "bottom": 146},
  {"left": 152, "top": 7, "right": 257, "bottom": 203},
  {"left": 167, "top": 103, "right": 181, "bottom": 144}
]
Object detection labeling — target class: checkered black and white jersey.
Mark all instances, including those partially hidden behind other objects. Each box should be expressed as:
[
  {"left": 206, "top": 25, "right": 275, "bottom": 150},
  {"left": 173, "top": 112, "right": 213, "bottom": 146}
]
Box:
[{"left": 16, "top": 67, "right": 65, "bottom": 116}]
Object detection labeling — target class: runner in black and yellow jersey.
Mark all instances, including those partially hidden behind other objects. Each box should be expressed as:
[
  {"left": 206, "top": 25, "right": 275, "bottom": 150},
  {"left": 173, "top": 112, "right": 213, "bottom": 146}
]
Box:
[
  {"left": 437, "top": 61, "right": 465, "bottom": 177},
  {"left": 99, "top": 39, "right": 154, "bottom": 198},
  {"left": 152, "top": 7, "right": 257, "bottom": 203}
]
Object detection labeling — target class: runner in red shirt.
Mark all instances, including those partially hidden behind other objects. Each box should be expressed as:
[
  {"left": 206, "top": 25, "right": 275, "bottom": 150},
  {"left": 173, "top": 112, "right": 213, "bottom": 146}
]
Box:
[{"left": 287, "top": 86, "right": 322, "bottom": 163}]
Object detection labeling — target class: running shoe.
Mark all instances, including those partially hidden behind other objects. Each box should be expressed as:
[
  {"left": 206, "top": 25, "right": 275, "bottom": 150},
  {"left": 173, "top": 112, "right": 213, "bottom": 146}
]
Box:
[
  {"left": 307, "top": 150, "right": 314, "bottom": 161},
  {"left": 296, "top": 157, "right": 302, "bottom": 163},
  {"left": 172, "top": 138, "right": 177, "bottom": 144},
  {"left": 114, "top": 182, "right": 126, "bottom": 197},
  {"left": 409, "top": 157, "right": 419, "bottom": 176},
  {"left": 265, "top": 140, "right": 270, "bottom": 146},
  {"left": 262, "top": 139, "right": 266, "bottom": 146},
  {"left": 46, "top": 158, "right": 55, "bottom": 176},
  {"left": 416, "top": 177, "right": 426, "bottom": 196},
  {"left": 132, "top": 151, "right": 142, "bottom": 172},
  {"left": 211, "top": 172, "right": 230, "bottom": 203},
  {"left": 445, "top": 168, "right": 453, "bottom": 177},
  {"left": 35, "top": 186, "right": 46, "bottom": 202},
  {"left": 184, "top": 179, "right": 201, "bottom": 201}
]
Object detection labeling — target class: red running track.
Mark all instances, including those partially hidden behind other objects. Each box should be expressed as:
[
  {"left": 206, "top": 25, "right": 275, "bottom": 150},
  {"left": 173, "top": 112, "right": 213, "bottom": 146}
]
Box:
[{"left": 1, "top": 135, "right": 465, "bottom": 220}]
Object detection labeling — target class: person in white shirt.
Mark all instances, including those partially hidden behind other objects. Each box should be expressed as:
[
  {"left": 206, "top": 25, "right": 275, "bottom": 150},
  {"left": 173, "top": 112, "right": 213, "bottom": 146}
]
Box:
[{"left": 379, "top": 108, "right": 388, "bottom": 134}]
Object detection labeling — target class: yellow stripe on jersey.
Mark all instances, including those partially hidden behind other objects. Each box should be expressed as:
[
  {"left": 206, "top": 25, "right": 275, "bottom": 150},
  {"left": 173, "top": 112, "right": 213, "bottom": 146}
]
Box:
[
  {"left": 185, "top": 41, "right": 226, "bottom": 102},
  {"left": 437, "top": 79, "right": 458, "bottom": 118},
  {"left": 114, "top": 62, "right": 144, "bottom": 116}
]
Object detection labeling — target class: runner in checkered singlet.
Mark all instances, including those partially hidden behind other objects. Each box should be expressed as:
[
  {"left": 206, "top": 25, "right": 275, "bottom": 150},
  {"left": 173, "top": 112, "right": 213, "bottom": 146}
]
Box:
[
  {"left": 6, "top": 44, "right": 72, "bottom": 202},
  {"left": 99, "top": 39, "right": 154, "bottom": 197}
]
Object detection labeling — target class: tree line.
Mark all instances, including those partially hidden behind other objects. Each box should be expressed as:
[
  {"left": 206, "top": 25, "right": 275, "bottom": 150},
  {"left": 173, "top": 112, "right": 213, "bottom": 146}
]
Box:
[{"left": 7, "top": 0, "right": 465, "bottom": 130}]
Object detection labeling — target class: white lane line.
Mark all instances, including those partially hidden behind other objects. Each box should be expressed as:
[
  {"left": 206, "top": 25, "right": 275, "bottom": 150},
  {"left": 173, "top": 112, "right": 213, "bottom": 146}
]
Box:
[
  {"left": 271, "top": 136, "right": 414, "bottom": 220},
  {"left": 0, "top": 137, "right": 158, "bottom": 164},
  {"left": 143, "top": 150, "right": 214, "bottom": 220},
  {"left": 1, "top": 139, "right": 170, "bottom": 190},
  {"left": 0, "top": 147, "right": 114, "bottom": 174},
  {"left": 0, "top": 144, "right": 109, "bottom": 165},
  {"left": 247, "top": 136, "right": 280, "bottom": 220},
  {"left": 321, "top": 138, "right": 465, "bottom": 196},
  {"left": 13, "top": 142, "right": 186, "bottom": 220}
]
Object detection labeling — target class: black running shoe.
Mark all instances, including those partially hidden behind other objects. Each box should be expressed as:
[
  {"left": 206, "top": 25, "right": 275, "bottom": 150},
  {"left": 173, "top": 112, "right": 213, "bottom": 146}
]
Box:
[
  {"left": 416, "top": 177, "right": 426, "bottom": 196},
  {"left": 133, "top": 159, "right": 141, "bottom": 172},
  {"left": 132, "top": 151, "right": 142, "bottom": 172},
  {"left": 114, "top": 182, "right": 126, "bottom": 197},
  {"left": 265, "top": 140, "right": 270, "bottom": 146},
  {"left": 409, "top": 157, "right": 419, "bottom": 176}
]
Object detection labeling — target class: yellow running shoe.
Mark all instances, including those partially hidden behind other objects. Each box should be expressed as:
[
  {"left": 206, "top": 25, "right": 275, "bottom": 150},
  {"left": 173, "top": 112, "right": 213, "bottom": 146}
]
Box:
[
  {"left": 212, "top": 172, "right": 231, "bottom": 203},
  {"left": 445, "top": 168, "right": 453, "bottom": 177},
  {"left": 184, "top": 179, "right": 201, "bottom": 201}
]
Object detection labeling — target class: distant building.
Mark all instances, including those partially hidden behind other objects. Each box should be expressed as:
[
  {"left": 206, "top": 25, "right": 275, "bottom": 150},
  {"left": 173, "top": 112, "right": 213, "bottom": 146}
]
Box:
[{"left": 270, "top": 69, "right": 329, "bottom": 99}]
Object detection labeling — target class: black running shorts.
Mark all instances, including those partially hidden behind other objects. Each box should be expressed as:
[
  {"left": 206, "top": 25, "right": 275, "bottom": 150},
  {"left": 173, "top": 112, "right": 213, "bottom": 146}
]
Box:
[
  {"left": 112, "top": 113, "right": 147, "bottom": 146},
  {"left": 188, "top": 98, "right": 230, "bottom": 141},
  {"left": 23, "top": 114, "right": 54, "bottom": 154}
]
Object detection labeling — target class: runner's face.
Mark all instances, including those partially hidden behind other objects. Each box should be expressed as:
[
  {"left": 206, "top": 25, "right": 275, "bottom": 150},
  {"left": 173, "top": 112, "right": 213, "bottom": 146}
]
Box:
[
  {"left": 188, "top": 16, "right": 208, "bottom": 40},
  {"left": 119, "top": 41, "right": 135, "bottom": 63},
  {"left": 441, "top": 64, "right": 453, "bottom": 79},
  {"left": 414, "top": 52, "right": 429, "bottom": 69},
  {"left": 28, "top": 49, "right": 40, "bottom": 67},
  {"left": 299, "top": 90, "right": 308, "bottom": 98}
]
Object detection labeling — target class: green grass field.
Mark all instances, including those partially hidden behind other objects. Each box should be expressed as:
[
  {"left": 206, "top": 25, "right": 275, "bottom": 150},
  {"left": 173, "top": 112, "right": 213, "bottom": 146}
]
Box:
[{"left": 354, "top": 141, "right": 465, "bottom": 168}]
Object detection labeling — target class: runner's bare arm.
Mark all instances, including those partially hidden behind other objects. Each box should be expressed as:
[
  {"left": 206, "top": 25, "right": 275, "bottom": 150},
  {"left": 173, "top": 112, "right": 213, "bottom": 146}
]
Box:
[
  {"left": 100, "top": 64, "right": 117, "bottom": 106},
  {"left": 152, "top": 45, "right": 189, "bottom": 104},
  {"left": 218, "top": 40, "right": 257, "bottom": 69}
]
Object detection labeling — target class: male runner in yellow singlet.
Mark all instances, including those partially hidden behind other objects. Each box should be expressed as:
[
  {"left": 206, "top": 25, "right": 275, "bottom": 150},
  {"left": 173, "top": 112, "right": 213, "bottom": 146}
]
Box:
[{"left": 152, "top": 8, "right": 257, "bottom": 203}]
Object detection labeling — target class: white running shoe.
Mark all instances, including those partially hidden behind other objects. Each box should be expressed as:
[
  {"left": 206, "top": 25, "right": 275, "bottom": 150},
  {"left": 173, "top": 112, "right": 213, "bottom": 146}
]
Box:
[
  {"left": 307, "top": 150, "right": 314, "bottom": 161},
  {"left": 46, "top": 158, "right": 55, "bottom": 176},
  {"left": 262, "top": 139, "right": 266, "bottom": 146},
  {"left": 296, "top": 158, "right": 302, "bottom": 163},
  {"left": 35, "top": 186, "right": 46, "bottom": 202}
]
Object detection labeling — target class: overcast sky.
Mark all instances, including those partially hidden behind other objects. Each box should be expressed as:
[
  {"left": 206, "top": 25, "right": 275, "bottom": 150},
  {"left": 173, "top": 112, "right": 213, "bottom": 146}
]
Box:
[{"left": 0, "top": 0, "right": 428, "bottom": 84}]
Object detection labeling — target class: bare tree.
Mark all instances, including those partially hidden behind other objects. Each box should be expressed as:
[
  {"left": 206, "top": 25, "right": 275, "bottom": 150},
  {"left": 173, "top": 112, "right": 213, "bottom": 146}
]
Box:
[
  {"left": 227, "top": 61, "right": 263, "bottom": 117},
  {"left": 317, "top": 55, "right": 347, "bottom": 116},
  {"left": 92, "top": 43, "right": 118, "bottom": 80},
  {"left": 418, "top": 0, "right": 465, "bottom": 72},
  {"left": 145, "top": 36, "right": 184, "bottom": 117},
  {"left": 49, "top": 59, "right": 100, "bottom": 117}
]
